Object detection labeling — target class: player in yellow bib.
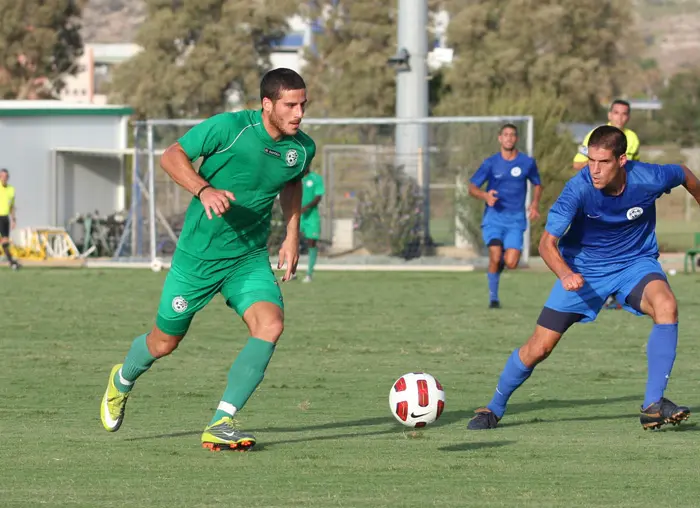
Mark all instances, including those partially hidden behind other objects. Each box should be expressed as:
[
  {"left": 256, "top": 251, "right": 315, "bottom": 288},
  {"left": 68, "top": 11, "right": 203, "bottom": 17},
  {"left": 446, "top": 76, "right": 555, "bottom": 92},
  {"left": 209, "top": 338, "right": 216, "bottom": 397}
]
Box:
[
  {"left": 0, "top": 169, "right": 19, "bottom": 270},
  {"left": 100, "top": 68, "right": 316, "bottom": 451},
  {"left": 573, "top": 99, "right": 640, "bottom": 310},
  {"left": 573, "top": 99, "right": 640, "bottom": 172}
]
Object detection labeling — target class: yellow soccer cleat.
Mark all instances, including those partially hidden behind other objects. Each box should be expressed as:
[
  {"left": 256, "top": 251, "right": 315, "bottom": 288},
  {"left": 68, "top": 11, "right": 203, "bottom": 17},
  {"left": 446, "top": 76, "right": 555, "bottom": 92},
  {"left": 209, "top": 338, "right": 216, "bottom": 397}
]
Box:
[
  {"left": 100, "top": 364, "right": 130, "bottom": 432},
  {"left": 201, "top": 417, "right": 256, "bottom": 452}
]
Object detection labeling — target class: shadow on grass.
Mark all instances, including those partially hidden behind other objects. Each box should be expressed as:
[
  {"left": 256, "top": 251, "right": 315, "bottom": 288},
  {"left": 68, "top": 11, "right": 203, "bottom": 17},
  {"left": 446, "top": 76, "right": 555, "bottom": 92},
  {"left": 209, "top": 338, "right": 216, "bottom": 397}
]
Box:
[
  {"left": 124, "top": 395, "right": 693, "bottom": 441},
  {"left": 438, "top": 440, "right": 515, "bottom": 452}
]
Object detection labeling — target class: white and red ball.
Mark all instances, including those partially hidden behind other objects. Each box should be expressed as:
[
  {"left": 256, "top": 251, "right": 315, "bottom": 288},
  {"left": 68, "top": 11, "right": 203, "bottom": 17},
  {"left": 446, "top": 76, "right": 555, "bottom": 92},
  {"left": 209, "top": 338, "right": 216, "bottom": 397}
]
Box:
[{"left": 389, "top": 372, "right": 445, "bottom": 428}]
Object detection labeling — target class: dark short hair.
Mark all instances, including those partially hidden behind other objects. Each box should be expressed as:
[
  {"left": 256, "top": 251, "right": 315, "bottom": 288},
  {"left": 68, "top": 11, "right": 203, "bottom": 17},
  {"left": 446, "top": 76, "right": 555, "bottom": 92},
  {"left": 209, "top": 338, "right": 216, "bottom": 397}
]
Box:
[
  {"left": 588, "top": 125, "right": 627, "bottom": 158},
  {"left": 609, "top": 99, "right": 631, "bottom": 112},
  {"left": 499, "top": 123, "right": 518, "bottom": 135},
  {"left": 260, "top": 68, "right": 306, "bottom": 101},
  {"left": 0, "top": 168, "right": 8, "bottom": 175}
]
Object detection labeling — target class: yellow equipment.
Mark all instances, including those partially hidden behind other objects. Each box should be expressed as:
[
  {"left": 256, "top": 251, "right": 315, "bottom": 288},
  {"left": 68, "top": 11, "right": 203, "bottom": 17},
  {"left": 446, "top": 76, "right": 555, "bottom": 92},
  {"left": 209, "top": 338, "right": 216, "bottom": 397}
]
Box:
[{"left": 9, "top": 227, "right": 94, "bottom": 261}]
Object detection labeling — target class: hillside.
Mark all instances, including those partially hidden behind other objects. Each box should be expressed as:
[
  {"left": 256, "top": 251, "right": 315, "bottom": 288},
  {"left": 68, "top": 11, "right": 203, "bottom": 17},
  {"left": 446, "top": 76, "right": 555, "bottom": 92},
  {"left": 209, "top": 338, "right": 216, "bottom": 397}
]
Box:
[{"left": 80, "top": 0, "right": 700, "bottom": 77}]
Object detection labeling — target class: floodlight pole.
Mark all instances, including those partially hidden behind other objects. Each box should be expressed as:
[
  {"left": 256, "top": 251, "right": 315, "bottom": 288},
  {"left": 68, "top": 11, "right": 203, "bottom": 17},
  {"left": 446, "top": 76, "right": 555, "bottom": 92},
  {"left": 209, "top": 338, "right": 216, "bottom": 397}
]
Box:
[{"left": 393, "top": 0, "right": 430, "bottom": 243}]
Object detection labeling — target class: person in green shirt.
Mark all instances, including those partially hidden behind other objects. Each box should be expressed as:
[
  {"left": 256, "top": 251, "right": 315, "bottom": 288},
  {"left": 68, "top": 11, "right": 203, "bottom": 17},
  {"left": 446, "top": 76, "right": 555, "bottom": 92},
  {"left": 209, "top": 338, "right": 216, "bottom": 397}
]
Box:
[
  {"left": 300, "top": 167, "right": 325, "bottom": 282},
  {"left": 100, "top": 68, "right": 316, "bottom": 452}
]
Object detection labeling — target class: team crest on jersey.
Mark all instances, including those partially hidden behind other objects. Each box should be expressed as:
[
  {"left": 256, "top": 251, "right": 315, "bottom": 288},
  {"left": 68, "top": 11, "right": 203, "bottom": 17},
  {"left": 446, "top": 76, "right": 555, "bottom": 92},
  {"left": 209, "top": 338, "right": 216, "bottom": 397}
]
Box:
[
  {"left": 626, "top": 207, "right": 644, "bottom": 220},
  {"left": 285, "top": 149, "right": 298, "bottom": 167},
  {"left": 172, "top": 296, "right": 188, "bottom": 313},
  {"left": 510, "top": 166, "right": 522, "bottom": 177}
]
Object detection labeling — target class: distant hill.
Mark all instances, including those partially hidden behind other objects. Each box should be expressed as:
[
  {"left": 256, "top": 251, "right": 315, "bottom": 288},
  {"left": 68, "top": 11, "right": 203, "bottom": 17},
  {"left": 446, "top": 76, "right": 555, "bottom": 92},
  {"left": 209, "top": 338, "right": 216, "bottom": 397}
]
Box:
[
  {"left": 80, "top": 0, "right": 700, "bottom": 76},
  {"left": 634, "top": 0, "right": 700, "bottom": 75},
  {"left": 81, "top": 0, "right": 145, "bottom": 44}
]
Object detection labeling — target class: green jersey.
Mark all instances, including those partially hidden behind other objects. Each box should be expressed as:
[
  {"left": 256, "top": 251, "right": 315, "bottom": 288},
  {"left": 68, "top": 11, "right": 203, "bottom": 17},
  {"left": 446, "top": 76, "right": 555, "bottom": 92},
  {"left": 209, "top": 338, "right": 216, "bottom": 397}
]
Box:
[
  {"left": 301, "top": 171, "right": 325, "bottom": 221},
  {"left": 177, "top": 109, "right": 316, "bottom": 260}
]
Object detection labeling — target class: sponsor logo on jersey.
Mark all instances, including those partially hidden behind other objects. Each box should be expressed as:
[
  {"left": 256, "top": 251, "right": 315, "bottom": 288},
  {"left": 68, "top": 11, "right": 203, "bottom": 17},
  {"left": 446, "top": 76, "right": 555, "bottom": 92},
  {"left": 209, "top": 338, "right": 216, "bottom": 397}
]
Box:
[
  {"left": 264, "top": 147, "right": 281, "bottom": 158},
  {"left": 286, "top": 149, "right": 298, "bottom": 167},
  {"left": 626, "top": 207, "right": 644, "bottom": 220}
]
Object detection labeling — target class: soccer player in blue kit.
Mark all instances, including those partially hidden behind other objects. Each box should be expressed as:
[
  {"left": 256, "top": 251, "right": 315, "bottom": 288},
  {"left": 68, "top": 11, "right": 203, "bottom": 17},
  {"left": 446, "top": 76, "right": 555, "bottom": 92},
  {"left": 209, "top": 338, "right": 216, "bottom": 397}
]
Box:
[
  {"left": 469, "top": 124, "right": 543, "bottom": 308},
  {"left": 468, "top": 125, "right": 700, "bottom": 431}
]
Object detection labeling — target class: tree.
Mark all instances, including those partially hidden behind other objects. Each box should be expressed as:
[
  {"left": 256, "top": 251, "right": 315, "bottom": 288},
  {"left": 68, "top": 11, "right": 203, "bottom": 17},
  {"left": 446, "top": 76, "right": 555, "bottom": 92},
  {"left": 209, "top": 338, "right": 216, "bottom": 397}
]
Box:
[
  {"left": 0, "top": 0, "right": 85, "bottom": 99},
  {"left": 659, "top": 68, "right": 700, "bottom": 147},
  {"left": 302, "top": 1, "right": 397, "bottom": 118},
  {"left": 108, "top": 0, "right": 298, "bottom": 119},
  {"left": 438, "top": 0, "right": 640, "bottom": 121}
]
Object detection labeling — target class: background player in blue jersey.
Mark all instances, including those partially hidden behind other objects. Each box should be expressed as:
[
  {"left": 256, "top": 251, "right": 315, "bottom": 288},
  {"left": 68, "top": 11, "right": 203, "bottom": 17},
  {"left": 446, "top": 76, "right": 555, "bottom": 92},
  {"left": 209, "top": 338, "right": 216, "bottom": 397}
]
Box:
[
  {"left": 467, "top": 125, "right": 700, "bottom": 431},
  {"left": 469, "top": 124, "right": 543, "bottom": 308}
]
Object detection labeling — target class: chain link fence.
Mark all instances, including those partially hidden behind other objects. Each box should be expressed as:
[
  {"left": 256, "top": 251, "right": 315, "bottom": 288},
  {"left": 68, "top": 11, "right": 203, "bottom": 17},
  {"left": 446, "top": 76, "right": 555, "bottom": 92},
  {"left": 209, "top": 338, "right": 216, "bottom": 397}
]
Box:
[{"left": 114, "top": 116, "right": 535, "bottom": 264}]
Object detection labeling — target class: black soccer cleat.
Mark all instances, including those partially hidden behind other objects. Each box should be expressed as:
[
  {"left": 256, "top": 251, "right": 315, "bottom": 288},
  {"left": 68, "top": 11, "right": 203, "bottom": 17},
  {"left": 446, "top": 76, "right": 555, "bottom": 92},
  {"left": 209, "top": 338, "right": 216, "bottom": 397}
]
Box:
[
  {"left": 640, "top": 397, "right": 690, "bottom": 430},
  {"left": 467, "top": 408, "right": 500, "bottom": 430},
  {"left": 489, "top": 300, "right": 501, "bottom": 309}
]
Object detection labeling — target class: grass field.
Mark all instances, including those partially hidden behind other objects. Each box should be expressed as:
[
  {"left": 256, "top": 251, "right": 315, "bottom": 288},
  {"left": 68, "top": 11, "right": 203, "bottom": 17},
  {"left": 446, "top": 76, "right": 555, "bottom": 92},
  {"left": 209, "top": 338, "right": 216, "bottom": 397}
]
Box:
[{"left": 2, "top": 269, "right": 700, "bottom": 507}]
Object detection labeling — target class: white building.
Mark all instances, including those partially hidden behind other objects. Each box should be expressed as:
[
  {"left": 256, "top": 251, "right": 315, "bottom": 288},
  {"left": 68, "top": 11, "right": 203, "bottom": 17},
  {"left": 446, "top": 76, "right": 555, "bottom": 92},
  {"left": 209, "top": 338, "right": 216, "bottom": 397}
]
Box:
[{"left": 0, "top": 101, "right": 131, "bottom": 230}]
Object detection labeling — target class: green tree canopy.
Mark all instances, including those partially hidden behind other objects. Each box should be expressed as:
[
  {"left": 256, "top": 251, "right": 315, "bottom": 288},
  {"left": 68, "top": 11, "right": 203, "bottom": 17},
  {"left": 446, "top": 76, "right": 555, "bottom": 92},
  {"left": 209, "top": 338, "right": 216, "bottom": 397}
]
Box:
[
  {"left": 659, "top": 68, "right": 700, "bottom": 147},
  {"left": 302, "top": 0, "right": 397, "bottom": 118},
  {"left": 438, "top": 0, "right": 640, "bottom": 121},
  {"left": 0, "top": 0, "right": 85, "bottom": 99},
  {"left": 109, "top": 0, "right": 298, "bottom": 118}
]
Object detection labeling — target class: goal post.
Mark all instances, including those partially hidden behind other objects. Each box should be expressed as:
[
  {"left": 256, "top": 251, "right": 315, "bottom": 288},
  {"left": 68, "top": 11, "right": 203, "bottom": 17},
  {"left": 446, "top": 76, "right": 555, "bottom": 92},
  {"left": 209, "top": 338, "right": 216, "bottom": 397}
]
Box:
[{"left": 121, "top": 115, "right": 535, "bottom": 269}]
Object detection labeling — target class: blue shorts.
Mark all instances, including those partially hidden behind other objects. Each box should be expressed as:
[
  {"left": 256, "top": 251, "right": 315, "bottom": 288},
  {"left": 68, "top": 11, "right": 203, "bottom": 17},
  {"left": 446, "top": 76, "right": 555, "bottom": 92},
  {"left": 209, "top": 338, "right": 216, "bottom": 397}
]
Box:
[
  {"left": 543, "top": 257, "right": 667, "bottom": 323},
  {"left": 482, "top": 224, "right": 526, "bottom": 251}
]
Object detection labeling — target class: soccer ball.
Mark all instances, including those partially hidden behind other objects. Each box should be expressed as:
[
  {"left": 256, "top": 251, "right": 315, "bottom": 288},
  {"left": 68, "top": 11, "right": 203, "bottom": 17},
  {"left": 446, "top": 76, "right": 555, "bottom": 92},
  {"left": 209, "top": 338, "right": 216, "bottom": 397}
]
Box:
[
  {"left": 150, "top": 257, "right": 164, "bottom": 272},
  {"left": 389, "top": 372, "right": 445, "bottom": 428}
]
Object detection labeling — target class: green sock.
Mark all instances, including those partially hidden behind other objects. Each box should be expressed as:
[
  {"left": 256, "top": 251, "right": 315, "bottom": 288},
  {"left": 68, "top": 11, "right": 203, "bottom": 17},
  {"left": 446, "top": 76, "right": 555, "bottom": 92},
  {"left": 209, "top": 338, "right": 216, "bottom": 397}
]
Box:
[
  {"left": 210, "top": 337, "right": 276, "bottom": 425},
  {"left": 308, "top": 247, "right": 318, "bottom": 276},
  {"left": 114, "top": 333, "right": 157, "bottom": 393}
]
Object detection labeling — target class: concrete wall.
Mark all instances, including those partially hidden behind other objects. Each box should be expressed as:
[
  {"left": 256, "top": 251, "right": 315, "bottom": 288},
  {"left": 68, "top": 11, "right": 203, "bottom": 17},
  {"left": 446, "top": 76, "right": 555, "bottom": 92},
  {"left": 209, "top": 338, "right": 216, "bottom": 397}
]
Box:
[{"left": 0, "top": 114, "right": 127, "bottom": 229}]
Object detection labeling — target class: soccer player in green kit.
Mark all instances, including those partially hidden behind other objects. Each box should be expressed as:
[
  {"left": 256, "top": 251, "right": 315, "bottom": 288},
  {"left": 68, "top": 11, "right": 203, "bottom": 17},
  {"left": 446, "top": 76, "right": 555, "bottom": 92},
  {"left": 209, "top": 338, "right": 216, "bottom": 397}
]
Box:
[
  {"left": 100, "top": 68, "right": 316, "bottom": 452},
  {"left": 300, "top": 167, "right": 325, "bottom": 282}
]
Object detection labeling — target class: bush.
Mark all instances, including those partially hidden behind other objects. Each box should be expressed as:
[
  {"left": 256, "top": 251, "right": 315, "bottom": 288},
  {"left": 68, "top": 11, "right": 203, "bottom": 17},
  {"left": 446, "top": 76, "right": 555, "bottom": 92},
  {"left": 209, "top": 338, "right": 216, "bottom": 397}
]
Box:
[{"left": 354, "top": 163, "right": 423, "bottom": 258}]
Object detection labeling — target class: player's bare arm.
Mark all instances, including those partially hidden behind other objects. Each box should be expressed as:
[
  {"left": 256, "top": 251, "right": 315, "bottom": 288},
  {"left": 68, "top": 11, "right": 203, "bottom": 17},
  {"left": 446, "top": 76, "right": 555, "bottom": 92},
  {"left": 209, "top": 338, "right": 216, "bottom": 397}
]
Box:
[
  {"left": 528, "top": 184, "right": 542, "bottom": 220},
  {"left": 160, "top": 142, "right": 235, "bottom": 219},
  {"left": 538, "top": 231, "right": 584, "bottom": 291},
  {"left": 681, "top": 165, "right": 700, "bottom": 205},
  {"left": 278, "top": 179, "right": 303, "bottom": 281},
  {"left": 301, "top": 195, "right": 321, "bottom": 215},
  {"left": 468, "top": 183, "right": 498, "bottom": 207}
]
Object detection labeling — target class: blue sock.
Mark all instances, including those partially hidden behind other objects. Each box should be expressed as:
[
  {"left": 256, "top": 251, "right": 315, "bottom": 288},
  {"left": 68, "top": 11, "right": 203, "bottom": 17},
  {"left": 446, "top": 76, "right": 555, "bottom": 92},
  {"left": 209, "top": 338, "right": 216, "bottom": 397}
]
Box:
[
  {"left": 487, "top": 348, "right": 534, "bottom": 418},
  {"left": 487, "top": 272, "right": 500, "bottom": 302},
  {"left": 643, "top": 323, "right": 678, "bottom": 408}
]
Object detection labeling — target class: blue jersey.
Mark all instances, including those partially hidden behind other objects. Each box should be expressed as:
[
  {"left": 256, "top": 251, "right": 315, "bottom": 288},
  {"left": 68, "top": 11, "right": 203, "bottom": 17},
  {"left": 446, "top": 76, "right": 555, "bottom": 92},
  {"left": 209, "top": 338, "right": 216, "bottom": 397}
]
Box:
[
  {"left": 470, "top": 152, "right": 541, "bottom": 226},
  {"left": 545, "top": 161, "right": 686, "bottom": 273}
]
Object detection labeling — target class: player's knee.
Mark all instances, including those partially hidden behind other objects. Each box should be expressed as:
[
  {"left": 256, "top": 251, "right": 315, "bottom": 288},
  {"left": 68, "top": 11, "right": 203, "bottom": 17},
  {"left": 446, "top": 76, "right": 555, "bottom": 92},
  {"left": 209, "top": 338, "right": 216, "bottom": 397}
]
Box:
[
  {"left": 652, "top": 295, "right": 678, "bottom": 324},
  {"left": 521, "top": 341, "right": 553, "bottom": 366},
  {"left": 251, "top": 317, "right": 284, "bottom": 343},
  {"left": 521, "top": 328, "right": 560, "bottom": 366},
  {"left": 147, "top": 327, "right": 184, "bottom": 357},
  {"left": 504, "top": 258, "right": 519, "bottom": 270}
]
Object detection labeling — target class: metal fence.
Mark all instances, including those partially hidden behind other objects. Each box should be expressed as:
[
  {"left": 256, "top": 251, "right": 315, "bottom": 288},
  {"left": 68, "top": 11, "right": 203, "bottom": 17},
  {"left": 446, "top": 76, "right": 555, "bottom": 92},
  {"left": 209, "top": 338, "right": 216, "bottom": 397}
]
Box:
[{"left": 113, "top": 115, "right": 535, "bottom": 265}]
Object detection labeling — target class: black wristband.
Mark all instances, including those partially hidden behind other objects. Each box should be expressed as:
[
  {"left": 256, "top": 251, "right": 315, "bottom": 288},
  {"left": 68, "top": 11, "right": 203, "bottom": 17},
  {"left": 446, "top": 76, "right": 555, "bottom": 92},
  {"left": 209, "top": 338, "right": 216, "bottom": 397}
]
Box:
[{"left": 196, "top": 184, "right": 212, "bottom": 198}]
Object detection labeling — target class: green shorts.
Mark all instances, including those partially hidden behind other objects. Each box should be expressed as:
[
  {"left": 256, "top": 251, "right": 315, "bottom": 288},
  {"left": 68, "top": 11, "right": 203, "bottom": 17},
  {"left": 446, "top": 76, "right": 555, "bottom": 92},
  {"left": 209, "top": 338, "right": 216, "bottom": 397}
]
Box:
[
  {"left": 155, "top": 248, "right": 283, "bottom": 336},
  {"left": 300, "top": 217, "right": 321, "bottom": 241}
]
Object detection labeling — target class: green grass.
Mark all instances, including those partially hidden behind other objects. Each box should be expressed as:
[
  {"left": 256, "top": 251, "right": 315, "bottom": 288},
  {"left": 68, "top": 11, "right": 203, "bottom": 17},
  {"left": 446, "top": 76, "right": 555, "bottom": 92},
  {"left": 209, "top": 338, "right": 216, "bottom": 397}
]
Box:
[{"left": 2, "top": 269, "right": 700, "bottom": 507}]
